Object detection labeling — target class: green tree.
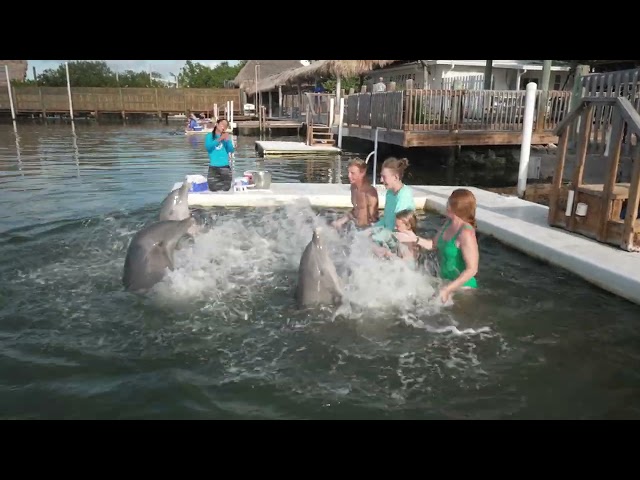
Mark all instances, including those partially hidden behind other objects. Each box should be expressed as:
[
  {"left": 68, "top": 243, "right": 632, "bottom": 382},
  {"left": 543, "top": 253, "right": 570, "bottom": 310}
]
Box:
[
  {"left": 178, "top": 60, "right": 244, "bottom": 88},
  {"left": 117, "top": 69, "right": 165, "bottom": 88},
  {"left": 321, "top": 76, "right": 360, "bottom": 93},
  {"left": 35, "top": 60, "right": 119, "bottom": 87}
]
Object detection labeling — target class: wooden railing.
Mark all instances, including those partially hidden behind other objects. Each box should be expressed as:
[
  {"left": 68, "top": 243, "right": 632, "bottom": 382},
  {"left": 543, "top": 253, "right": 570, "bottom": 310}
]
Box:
[
  {"left": 345, "top": 89, "right": 571, "bottom": 132},
  {"left": 0, "top": 87, "right": 241, "bottom": 115},
  {"left": 580, "top": 68, "right": 640, "bottom": 155},
  {"left": 548, "top": 96, "right": 640, "bottom": 251},
  {"left": 259, "top": 92, "right": 334, "bottom": 121}
]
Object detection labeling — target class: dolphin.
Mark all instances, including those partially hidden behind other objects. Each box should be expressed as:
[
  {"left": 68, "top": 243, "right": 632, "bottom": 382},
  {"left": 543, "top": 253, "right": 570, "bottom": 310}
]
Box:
[
  {"left": 295, "top": 226, "right": 343, "bottom": 308},
  {"left": 159, "top": 181, "right": 191, "bottom": 221},
  {"left": 122, "top": 217, "right": 197, "bottom": 293}
]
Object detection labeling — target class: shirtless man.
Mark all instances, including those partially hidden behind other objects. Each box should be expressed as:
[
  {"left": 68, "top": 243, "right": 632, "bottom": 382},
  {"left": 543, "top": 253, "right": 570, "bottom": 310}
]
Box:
[{"left": 332, "top": 158, "right": 379, "bottom": 230}]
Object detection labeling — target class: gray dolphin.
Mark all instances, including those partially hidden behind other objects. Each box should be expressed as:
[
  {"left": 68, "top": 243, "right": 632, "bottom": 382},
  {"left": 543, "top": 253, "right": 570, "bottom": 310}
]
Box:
[
  {"left": 295, "top": 226, "right": 343, "bottom": 307},
  {"left": 122, "top": 217, "right": 197, "bottom": 293},
  {"left": 159, "top": 181, "right": 191, "bottom": 221}
]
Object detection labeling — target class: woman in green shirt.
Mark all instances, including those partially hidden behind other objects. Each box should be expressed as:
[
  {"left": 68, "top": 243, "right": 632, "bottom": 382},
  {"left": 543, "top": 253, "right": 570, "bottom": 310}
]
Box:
[
  {"left": 370, "top": 157, "right": 416, "bottom": 252},
  {"left": 396, "top": 188, "right": 479, "bottom": 303}
]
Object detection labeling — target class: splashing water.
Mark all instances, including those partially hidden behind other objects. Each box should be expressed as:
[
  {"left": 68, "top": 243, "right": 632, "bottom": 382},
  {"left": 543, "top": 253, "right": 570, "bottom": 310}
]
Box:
[{"left": 149, "top": 201, "right": 451, "bottom": 330}]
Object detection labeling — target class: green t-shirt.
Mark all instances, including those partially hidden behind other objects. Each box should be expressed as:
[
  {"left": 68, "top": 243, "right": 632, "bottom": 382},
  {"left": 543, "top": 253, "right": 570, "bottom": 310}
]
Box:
[{"left": 371, "top": 185, "right": 416, "bottom": 247}]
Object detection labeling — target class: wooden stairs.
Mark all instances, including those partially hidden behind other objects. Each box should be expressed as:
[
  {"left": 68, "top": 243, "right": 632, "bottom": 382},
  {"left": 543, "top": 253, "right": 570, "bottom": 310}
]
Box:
[{"left": 306, "top": 124, "right": 335, "bottom": 146}]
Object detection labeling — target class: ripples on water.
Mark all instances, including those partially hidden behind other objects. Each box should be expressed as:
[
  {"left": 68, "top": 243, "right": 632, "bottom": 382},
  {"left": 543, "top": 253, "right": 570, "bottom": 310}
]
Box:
[{"left": 1, "top": 122, "right": 640, "bottom": 420}]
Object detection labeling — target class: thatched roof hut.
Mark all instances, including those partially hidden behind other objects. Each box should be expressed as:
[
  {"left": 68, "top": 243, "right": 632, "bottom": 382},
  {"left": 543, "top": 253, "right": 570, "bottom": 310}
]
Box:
[
  {"left": 0, "top": 60, "right": 28, "bottom": 87},
  {"left": 233, "top": 60, "right": 309, "bottom": 91},
  {"left": 246, "top": 60, "right": 401, "bottom": 94}
]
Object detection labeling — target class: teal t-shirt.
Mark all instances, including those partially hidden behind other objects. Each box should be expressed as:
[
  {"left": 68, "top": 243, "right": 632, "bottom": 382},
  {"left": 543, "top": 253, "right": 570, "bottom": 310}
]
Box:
[{"left": 371, "top": 185, "right": 416, "bottom": 247}]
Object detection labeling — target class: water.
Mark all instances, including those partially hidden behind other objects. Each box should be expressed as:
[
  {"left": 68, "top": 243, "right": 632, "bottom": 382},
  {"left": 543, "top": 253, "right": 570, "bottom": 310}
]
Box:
[{"left": 2, "top": 122, "right": 640, "bottom": 420}]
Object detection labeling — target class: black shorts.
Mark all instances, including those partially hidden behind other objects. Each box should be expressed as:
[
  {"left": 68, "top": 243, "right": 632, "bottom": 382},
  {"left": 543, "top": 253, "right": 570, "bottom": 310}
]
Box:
[{"left": 207, "top": 165, "right": 232, "bottom": 192}]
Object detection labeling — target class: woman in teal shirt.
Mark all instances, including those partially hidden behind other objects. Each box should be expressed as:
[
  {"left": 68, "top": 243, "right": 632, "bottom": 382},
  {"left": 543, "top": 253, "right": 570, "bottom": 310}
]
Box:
[
  {"left": 370, "top": 157, "right": 416, "bottom": 250},
  {"left": 396, "top": 188, "right": 479, "bottom": 304},
  {"left": 204, "top": 118, "right": 235, "bottom": 191}
]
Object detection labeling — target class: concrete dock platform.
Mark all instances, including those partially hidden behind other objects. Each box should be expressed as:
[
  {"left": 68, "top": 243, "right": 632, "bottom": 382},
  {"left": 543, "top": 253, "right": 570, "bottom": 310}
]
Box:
[
  {"left": 255, "top": 141, "right": 341, "bottom": 157},
  {"left": 171, "top": 181, "right": 640, "bottom": 306}
]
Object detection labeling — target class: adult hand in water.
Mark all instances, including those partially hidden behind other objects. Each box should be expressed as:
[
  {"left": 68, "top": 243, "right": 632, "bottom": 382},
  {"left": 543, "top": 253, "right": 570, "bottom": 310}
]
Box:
[
  {"left": 438, "top": 286, "right": 452, "bottom": 304},
  {"left": 395, "top": 231, "right": 418, "bottom": 243}
]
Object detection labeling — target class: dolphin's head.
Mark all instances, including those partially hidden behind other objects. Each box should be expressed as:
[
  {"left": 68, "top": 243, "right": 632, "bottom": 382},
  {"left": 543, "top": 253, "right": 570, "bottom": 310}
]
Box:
[
  {"left": 311, "top": 226, "right": 325, "bottom": 249},
  {"left": 180, "top": 181, "right": 192, "bottom": 196}
]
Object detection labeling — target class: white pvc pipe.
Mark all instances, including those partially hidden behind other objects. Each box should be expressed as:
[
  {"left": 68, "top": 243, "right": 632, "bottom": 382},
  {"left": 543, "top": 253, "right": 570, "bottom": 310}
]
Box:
[
  {"left": 337, "top": 97, "right": 345, "bottom": 148},
  {"left": 373, "top": 127, "right": 379, "bottom": 186},
  {"left": 565, "top": 190, "right": 575, "bottom": 216},
  {"left": 517, "top": 81, "right": 537, "bottom": 197},
  {"left": 5, "top": 65, "right": 16, "bottom": 121},
  {"left": 65, "top": 61, "right": 74, "bottom": 120},
  {"left": 230, "top": 100, "right": 234, "bottom": 125},
  {"left": 329, "top": 98, "right": 335, "bottom": 128}
]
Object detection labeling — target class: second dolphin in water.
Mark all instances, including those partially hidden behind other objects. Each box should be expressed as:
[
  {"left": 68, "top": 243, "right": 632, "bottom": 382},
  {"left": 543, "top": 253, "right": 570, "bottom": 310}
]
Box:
[
  {"left": 122, "top": 217, "right": 197, "bottom": 293},
  {"left": 295, "top": 226, "right": 343, "bottom": 308}
]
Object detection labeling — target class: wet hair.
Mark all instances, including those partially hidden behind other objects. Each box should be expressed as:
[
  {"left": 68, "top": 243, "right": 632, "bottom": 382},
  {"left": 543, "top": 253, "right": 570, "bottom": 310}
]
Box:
[
  {"left": 447, "top": 188, "right": 477, "bottom": 229},
  {"left": 348, "top": 158, "right": 367, "bottom": 172},
  {"left": 395, "top": 209, "right": 417, "bottom": 233},
  {"left": 381, "top": 157, "right": 409, "bottom": 180}
]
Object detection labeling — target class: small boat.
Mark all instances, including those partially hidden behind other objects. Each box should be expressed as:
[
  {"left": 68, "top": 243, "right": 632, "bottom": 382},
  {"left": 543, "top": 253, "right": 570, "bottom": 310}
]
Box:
[
  {"left": 184, "top": 121, "right": 237, "bottom": 135},
  {"left": 184, "top": 127, "right": 214, "bottom": 135}
]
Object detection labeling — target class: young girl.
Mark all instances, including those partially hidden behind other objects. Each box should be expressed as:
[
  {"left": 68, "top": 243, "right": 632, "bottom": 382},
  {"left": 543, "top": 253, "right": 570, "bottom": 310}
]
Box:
[
  {"left": 394, "top": 209, "right": 420, "bottom": 265},
  {"left": 372, "top": 209, "right": 419, "bottom": 266}
]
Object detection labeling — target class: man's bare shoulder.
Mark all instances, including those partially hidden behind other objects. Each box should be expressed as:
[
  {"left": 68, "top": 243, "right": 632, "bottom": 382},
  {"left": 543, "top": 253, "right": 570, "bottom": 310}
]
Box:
[{"left": 365, "top": 184, "right": 380, "bottom": 198}]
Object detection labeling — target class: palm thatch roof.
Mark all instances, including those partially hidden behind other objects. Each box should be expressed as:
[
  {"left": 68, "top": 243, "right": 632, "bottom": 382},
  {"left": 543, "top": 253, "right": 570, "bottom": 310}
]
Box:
[
  {"left": 246, "top": 60, "right": 401, "bottom": 95},
  {"left": 233, "top": 60, "right": 309, "bottom": 90}
]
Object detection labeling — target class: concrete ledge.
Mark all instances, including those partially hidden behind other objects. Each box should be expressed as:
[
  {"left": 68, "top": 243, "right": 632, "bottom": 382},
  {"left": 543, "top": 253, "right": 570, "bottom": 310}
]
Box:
[{"left": 173, "top": 181, "right": 640, "bottom": 305}]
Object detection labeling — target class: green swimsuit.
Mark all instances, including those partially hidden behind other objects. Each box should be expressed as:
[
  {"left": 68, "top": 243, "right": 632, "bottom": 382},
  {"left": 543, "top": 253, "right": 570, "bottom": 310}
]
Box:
[{"left": 436, "top": 220, "right": 478, "bottom": 288}]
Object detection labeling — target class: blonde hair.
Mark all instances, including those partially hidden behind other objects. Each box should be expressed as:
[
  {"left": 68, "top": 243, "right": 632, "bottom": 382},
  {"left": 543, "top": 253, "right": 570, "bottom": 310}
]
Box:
[
  {"left": 395, "top": 209, "right": 417, "bottom": 233},
  {"left": 348, "top": 158, "right": 368, "bottom": 172},
  {"left": 448, "top": 188, "right": 477, "bottom": 229},
  {"left": 381, "top": 157, "right": 410, "bottom": 180}
]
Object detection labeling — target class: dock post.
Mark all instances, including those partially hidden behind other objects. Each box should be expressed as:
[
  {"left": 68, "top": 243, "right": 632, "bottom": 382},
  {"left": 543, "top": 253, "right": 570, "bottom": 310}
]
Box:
[
  {"left": 337, "top": 97, "right": 345, "bottom": 148},
  {"left": 4, "top": 65, "right": 16, "bottom": 122},
  {"left": 230, "top": 100, "right": 234, "bottom": 126},
  {"left": 372, "top": 127, "right": 379, "bottom": 186},
  {"left": 517, "top": 81, "right": 537, "bottom": 198},
  {"left": 65, "top": 62, "right": 74, "bottom": 121},
  {"left": 329, "top": 98, "right": 335, "bottom": 127}
]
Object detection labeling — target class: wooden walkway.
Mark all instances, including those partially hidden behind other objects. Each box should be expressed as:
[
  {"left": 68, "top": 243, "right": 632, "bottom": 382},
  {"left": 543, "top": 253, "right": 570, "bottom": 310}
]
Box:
[
  {"left": 344, "top": 88, "right": 572, "bottom": 148},
  {"left": 237, "top": 119, "right": 304, "bottom": 130},
  {"left": 0, "top": 86, "right": 241, "bottom": 117}
]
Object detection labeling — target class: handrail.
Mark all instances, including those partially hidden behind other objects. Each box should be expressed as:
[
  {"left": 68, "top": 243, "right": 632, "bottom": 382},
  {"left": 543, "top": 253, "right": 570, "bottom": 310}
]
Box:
[{"left": 554, "top": 96, "right": 640, "bottom": 138}]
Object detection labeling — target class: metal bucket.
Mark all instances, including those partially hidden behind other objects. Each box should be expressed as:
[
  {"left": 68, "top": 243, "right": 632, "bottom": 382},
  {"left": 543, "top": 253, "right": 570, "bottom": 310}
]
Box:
[{"left": 248, "top": 170, "right": 272, "bottom": 189}]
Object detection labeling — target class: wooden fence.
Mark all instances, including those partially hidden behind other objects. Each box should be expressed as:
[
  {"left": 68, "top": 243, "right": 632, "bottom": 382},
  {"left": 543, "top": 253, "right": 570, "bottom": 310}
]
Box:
[
  {"left": 345, "top": 89, "right": 571, "bottom": 133},
  {"left": 0, "top": 87, "right": 241, "bottom": 115},
  {"left": 580, "top": 68, "right": 640, "bottom": 155}
]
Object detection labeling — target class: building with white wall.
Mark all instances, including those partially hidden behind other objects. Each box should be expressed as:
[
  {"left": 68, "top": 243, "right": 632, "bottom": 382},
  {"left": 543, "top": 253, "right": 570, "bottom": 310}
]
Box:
[{"left": 365, "top": 60, "right": 572, "bottom": 91}]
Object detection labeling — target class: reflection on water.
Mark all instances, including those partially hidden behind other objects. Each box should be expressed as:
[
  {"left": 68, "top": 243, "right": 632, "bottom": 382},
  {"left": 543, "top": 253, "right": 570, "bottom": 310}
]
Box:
[
  {"left": 0, "top": 123, "right": 358, "bottom": 234},
  {"left": 12, "top": 121, "right": 23, "bottom": 179},
  {"left": 1, "top": 122, "right": 640, "bottom": 420}
]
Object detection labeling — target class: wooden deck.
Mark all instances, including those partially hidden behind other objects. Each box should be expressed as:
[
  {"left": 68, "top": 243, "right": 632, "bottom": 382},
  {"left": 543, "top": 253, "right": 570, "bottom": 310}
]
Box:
[
  {"left": 237, "top": 119, "right": 304, "bottom": 130},
  {"left": 343, "top": 88, "right": 572, "bottom": 148},
  {"left": 255, "top": 140, "right": 340, "bottom": 157}
]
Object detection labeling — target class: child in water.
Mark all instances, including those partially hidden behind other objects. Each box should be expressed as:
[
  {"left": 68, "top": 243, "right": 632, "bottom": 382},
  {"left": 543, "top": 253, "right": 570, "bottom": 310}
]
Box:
[
  {"left": 394, "top": 209, "right": 420, "bottom": 265},
  {"left": 372, "top": 209, "right": 419, "bottom": 266}
]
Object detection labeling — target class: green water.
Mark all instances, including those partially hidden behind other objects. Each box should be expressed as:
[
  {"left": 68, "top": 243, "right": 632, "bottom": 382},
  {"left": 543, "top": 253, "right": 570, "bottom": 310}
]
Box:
[{"left": 1, "top": 122, "right": 639, "bottom": 419}]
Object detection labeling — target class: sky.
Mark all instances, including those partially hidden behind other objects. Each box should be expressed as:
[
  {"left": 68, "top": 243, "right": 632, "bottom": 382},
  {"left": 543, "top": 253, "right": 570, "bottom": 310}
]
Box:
[{"left": 27, "top": 60, "right": 240, "bottom": 80}]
